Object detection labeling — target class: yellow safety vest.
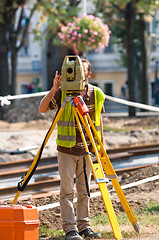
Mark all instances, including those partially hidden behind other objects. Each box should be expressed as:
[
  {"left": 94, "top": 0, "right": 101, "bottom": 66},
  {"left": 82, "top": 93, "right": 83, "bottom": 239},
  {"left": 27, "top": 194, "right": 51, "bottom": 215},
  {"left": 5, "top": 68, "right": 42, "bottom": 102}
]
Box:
[
  {"left": 94, "top": 86, "right": 105, "bottom": 148},
  {"left": 56, "top": 84, "right": 105, "bottom": 149}
]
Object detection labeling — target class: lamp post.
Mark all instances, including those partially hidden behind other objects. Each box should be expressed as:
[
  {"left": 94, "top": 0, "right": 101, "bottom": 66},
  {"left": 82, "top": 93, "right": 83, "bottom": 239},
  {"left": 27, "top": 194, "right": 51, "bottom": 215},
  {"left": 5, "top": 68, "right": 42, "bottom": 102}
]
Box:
[
  {"left": 82, "top": 0, "right": 87, "bottom": 16},
  {"left": 82, "top": 0, "right": 87, "bottom": 57}
]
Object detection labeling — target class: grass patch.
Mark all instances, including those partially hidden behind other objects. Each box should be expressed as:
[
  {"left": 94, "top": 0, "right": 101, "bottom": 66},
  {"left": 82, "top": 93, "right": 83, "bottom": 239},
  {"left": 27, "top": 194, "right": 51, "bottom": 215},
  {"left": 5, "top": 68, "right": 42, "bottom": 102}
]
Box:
[
  {"left": 103, "top": 124, "right": 157, "bottom": 133},
  {"left": 103, "top": 125, "right": 125, "bottom": 132},
  {"left": 91, "top": 202, "right": 159, "bottom": 227},
  {"left": 137, "top": 202, "right": 159, "bottom": 226},
  {"left": 39, "top": 225, "right": 64, "bottom": 239},
  {"left": 39, "top": 202, "right": 159, "bottom": 239},
  {"left": 91, "top": 202, "right": 159, "bottom": 239}
]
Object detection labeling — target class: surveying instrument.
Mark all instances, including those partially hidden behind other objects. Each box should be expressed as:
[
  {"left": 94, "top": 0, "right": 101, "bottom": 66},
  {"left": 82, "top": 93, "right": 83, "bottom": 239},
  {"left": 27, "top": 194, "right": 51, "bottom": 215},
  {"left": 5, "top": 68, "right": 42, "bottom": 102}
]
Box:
[{"left": 12, "top": 56, "right": 140, "bottom": 240}]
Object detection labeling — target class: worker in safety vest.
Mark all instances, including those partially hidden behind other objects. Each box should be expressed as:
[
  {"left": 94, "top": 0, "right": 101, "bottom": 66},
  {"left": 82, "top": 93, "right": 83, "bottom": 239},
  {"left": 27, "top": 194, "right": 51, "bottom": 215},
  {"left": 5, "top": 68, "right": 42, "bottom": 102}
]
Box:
[{"left": 39, "top": 58, "right": 105, "bottom": 240}]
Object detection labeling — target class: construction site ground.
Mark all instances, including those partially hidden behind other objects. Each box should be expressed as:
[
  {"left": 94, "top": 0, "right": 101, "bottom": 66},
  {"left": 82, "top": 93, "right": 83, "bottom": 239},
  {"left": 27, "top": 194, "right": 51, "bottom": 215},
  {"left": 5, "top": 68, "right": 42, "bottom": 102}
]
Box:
[{"left": 0, "top": 110, "right": 159, "bottom": 239}]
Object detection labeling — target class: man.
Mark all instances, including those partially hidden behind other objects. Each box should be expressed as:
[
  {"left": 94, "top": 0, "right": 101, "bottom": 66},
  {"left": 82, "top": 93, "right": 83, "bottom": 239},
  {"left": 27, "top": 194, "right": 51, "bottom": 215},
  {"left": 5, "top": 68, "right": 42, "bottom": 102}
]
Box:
[{"left": 39, "top": 58, "right": 105, "bottom": 240}]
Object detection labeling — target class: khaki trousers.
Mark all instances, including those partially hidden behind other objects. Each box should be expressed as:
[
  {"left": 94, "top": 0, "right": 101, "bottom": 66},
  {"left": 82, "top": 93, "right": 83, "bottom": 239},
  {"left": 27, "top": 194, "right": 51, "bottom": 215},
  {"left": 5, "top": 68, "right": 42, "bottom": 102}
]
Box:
[{"left": 57, "top": 151, "right": 92, "bottom": 233}]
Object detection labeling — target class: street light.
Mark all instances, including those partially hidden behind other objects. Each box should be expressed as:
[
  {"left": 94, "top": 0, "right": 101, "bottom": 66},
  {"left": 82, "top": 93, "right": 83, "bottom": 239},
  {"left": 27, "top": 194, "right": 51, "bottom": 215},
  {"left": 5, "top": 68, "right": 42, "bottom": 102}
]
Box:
[{"left": 82, "top": 0, "right": 87, "bottom": 16}]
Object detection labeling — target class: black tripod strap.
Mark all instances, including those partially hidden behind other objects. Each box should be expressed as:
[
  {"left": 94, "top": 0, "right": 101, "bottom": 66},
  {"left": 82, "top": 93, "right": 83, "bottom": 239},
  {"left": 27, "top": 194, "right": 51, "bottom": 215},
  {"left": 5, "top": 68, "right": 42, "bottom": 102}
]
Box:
[
  {"left": 17, "top": 107, "right": 60, "bottom": 192},
  {"left": 83, "top": 154, "right": 90, "bottom": 198}
]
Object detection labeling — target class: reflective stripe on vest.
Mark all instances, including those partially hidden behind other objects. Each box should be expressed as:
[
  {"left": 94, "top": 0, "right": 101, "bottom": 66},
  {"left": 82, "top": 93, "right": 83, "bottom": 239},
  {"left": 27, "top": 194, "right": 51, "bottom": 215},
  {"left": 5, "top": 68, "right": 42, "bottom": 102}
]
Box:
[
  {"left": 57, "top": 135, "right": 76, "bottom": 141},
  {"left": 58, "top": 121, "right": 75, "bottom": 127},
  {"left": 56, "top": 91, "right": 76, "bottom": 148}
]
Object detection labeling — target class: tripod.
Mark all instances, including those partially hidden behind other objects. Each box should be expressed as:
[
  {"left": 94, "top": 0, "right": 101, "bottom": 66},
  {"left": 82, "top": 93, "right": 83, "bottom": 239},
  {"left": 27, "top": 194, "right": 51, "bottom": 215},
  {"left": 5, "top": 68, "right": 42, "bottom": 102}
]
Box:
[{"left": 12, "top": 94, "right": 139, "bottom": 240}]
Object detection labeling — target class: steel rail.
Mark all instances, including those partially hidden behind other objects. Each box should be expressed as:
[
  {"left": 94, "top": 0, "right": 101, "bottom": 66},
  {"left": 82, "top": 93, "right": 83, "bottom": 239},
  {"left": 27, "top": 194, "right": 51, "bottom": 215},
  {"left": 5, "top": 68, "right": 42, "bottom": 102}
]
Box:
[
  {"left": 0, "top": 163, "right": 158, "bottom": 201},
  {"left": 1, "top": 142, "right": 159, "bottom": 171},
  {"left": 1, "top": 143, "right": 159, "bottom": 179},
  {"left": 0, "top": 143, "right": 159, "bottom": 201}
]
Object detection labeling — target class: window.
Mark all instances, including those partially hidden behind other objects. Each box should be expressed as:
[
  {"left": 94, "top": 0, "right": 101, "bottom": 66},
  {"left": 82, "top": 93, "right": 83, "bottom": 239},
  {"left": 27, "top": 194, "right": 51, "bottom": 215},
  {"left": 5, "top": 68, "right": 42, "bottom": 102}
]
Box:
[
  {"left": 104, "top": 43, "right": 114, "bottom": 53},
  {"left": 104, "top": 82, "right": 113, "bottom": 96}
]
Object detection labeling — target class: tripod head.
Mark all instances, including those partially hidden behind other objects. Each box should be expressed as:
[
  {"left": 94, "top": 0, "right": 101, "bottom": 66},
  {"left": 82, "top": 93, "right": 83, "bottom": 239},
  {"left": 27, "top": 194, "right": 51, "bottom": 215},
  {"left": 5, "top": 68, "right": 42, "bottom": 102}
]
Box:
[{"left": 74, "top": 95, "right": 89, "bottom": 116}]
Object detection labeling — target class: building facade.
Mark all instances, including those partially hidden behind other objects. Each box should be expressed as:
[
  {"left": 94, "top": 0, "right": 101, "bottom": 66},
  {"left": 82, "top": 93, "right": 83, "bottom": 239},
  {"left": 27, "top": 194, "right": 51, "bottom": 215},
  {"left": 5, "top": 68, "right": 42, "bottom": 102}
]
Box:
[{"left": 15, "top": 8, "right": 159, "bottom": 107}]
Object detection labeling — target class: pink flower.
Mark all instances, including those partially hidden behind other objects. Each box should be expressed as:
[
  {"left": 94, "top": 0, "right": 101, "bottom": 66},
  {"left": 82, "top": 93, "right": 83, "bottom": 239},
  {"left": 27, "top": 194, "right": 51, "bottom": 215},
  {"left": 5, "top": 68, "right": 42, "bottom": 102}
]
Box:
[
  {"left": 84, "top": 29, "right": 88, "bottom": 33},
  {"left": 74, "top": 48, "right": 79, "bottom": 55},
  {"left": 58, "top": 14, "right": 111, "bottom": 53},
  {"left": 73, "top": 31, "right": 77, "bottom": 35}
]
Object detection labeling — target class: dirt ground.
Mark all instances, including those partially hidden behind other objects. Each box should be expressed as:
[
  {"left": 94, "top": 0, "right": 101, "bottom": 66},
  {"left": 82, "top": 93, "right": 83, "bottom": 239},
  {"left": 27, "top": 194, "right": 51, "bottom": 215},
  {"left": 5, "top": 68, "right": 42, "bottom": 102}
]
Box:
[
  {"left": 0, "top": 114, "right": 159, "bottom": 239},
  {"left": 17, "top": 165, "right": 159, "bottom": 227},
  {"left": 2, "top": 163, "right": 159, "bottom": 239},
  {"left": 1, "top": 114, "right": 159, "bottom": 162},
  {"left": 3, "top": 164, "right": 159, "bottom": 240}
]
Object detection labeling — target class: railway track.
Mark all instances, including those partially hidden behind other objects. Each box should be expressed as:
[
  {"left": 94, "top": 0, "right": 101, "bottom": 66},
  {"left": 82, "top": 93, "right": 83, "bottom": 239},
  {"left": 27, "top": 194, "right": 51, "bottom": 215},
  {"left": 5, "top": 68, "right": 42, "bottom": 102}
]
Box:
[{"left": 0, "top": 143, "right": 159, "bottom": 201}]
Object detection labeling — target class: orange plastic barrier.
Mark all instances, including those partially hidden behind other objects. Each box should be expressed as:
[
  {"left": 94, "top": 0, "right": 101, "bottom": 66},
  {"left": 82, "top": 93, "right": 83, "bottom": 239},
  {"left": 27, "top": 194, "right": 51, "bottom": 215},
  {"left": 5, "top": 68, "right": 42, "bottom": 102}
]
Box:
[{"left": 0, "top": 205, "right": 40, "bottom": 240}]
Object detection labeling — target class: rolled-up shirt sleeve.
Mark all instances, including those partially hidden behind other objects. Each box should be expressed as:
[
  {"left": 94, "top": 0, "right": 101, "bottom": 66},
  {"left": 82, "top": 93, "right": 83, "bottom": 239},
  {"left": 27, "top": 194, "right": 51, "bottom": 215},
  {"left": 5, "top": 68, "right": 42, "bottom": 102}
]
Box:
[{"left": 49, "top": 88, "right": 61, "bottom": 110}]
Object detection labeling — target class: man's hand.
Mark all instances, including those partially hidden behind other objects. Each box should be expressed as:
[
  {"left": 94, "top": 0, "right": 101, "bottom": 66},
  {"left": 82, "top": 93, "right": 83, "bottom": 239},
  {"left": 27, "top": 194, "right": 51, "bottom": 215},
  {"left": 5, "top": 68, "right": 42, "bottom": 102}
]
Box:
[
  {"left": 53, "top": 71, "right": 61, "bottom": 91},
  {"left": 39, "top": 71, "right": 61, "bottom": 113}
]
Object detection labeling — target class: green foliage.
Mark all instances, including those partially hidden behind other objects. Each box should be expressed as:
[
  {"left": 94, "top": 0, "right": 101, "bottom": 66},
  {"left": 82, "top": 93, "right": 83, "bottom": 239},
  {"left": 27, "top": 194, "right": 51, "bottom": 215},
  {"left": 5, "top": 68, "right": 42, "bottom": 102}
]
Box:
[
  {"left": 0, "top": 0, "right": 45, "bottom": 95},
  {"left": 92, "top": 0, "right": 159, "bottom": 68},
  {"left": 33, "top": 0, "right": 159, "bottom": 57},
  {"left": 34, "top": 0, "right": 80, "bottom": 40},
  {"left": 109, "top": 0, "right": 131, "bottom": 7},
  {"left": 0, "top": 0, "right": 26, "bottom": 23},
  {"left": 39, "top": 225, "right": 64, "bottom": 239},
  {"left": 109, "top": 0, "right": 159, "bottom": 10}
]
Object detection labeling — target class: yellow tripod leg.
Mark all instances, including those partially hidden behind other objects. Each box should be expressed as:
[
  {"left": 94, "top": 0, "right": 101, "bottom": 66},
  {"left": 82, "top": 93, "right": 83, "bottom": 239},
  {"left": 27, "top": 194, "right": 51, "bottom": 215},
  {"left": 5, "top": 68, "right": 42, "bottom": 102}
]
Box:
[
  {"left": 86, "top": 114, "right": 140, "bottom": 233},
  {"left": 72, "top": 106, "right": 98, "bottom": 179},
  {"left": 94, "top": 163, "right": 123, "bottom": 240},
  {"left": 73, "top": 107, "right": 123, "bottom": 240},
  {"left": 12, "top": 104, "right": 66, "bottom": 205},
  {"left": 103, "top": 161, "right": 139, "bottom": 232}
]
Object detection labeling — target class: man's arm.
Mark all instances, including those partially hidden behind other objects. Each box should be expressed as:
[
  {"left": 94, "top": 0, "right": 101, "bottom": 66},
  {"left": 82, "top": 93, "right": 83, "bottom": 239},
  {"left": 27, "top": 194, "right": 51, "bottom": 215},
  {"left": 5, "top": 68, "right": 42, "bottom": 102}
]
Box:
[{"left": 39, "top": 71, "right": 61, "bottom": 113}]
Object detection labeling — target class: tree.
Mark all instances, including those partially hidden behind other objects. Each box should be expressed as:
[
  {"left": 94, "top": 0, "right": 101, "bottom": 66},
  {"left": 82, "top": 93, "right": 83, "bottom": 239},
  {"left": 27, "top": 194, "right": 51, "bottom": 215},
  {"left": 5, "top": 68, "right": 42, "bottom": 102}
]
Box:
[
  {"left": 138, "top": 12, "right": 150, "bottom": 107},
  {"left": 123, "top": 0, "right": 158, "bottom": 115},
  {"left": 33, "top": 0, "right": 82, "bottom": 89},
  {"left": 0, "top": 0, "right": 85, "bottom": 97},
  {"left": 0, "top": 0, "right": 43, "bottom": 96},
  {"left": 94, "top": 0, "right": 159, "bottom": 116},
  {"left": 125, "top": 1, "right": 137, "bottom": 116}
]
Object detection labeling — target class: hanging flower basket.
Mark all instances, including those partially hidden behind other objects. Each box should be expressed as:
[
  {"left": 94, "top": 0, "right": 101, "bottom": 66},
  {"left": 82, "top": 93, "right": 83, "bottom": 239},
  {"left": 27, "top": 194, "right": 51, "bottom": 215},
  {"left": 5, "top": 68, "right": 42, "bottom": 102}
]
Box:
[{"left": 58, "top": 15, "right": 111, "bottom": 54}]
